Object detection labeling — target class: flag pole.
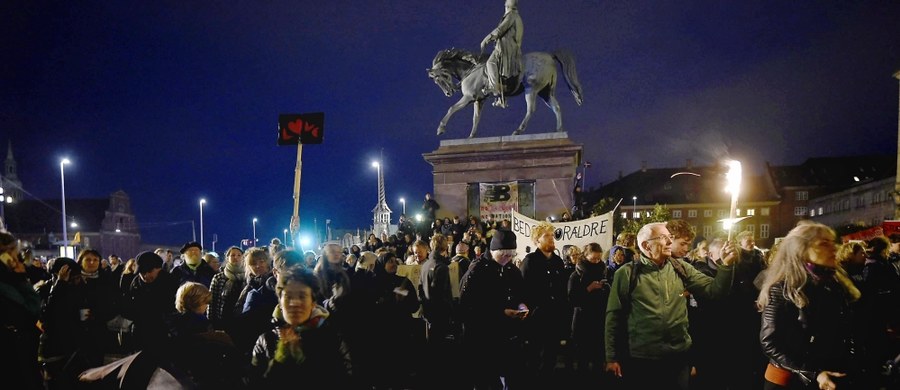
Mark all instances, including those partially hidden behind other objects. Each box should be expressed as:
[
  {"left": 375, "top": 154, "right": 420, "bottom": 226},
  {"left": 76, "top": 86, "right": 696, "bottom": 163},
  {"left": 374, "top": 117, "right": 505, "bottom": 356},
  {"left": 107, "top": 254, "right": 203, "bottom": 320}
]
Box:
[{"left": 290, "top": 141, "right": 303, "bottom": 248}]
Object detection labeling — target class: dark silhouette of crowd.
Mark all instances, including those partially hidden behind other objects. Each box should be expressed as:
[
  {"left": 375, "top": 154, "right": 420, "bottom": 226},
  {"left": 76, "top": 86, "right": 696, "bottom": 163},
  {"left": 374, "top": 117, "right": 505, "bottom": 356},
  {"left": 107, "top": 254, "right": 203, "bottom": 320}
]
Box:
[{"left": 1, "top": 213, "right": 898, "bottom": 390}]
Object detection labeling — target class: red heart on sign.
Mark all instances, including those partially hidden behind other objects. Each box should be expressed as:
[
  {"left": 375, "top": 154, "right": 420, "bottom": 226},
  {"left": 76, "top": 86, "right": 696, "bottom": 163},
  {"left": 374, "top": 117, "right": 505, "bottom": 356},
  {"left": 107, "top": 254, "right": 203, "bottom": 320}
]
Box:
[{"left": 287, "top": 119, "right": 304, "bottom": 134}]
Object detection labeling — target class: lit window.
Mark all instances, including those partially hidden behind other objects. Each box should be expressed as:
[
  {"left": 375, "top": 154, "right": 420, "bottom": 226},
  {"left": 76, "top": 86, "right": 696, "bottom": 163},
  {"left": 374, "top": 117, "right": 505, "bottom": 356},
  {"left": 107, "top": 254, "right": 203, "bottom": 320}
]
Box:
[
  {"left": 747, "top": 209, "right": 755, "bottom": 216},
  {"left": 688, "top": 210, "right": 697, "bottom": 218},
  {"left": 818, "top": 207, "right": 823, "bottom": 215},
  {"left": 736, "top": 209, "right": 742, "bottom": 216},
  {"left": 760, "top": 224, "right": 769, "bottom": 238},
  {"left": 761, "top": 208, "right": 770, "bottom": 216},
  {"left": 672, "top": 210, "right": 682, "bottom": 218},
  {"left": 621, "top": 212, "right": 628, "bottom": 219},
  {"left": 704, "top": 210, "right": 712, "bottom": 218},
  {"left": 794, "top": 207, "right": 808, "bottom": 216},
  {"left": 796, "top": 191, "right": 808, "bottom": 201},
  {"left": 703, "top": 225, "right": 711, "bottom": 237}
]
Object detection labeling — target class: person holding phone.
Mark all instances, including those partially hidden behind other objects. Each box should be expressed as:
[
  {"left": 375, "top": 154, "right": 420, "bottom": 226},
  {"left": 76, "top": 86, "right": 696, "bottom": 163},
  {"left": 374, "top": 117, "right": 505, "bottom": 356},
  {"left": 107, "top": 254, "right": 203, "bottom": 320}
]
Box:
[
  {"left": 459, "top": 229, "right": 529, "bottom": 389},
  {"left": 568, "top": 243, "right": 610, "bottom": 384}
]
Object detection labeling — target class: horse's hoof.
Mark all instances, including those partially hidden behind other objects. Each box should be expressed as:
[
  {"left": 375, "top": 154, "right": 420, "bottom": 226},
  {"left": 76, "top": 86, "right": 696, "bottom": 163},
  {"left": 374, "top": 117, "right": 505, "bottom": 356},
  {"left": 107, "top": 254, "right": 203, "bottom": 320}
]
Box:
[
  {"left": 437, "top": 126, "right": 445, "bottom": 136},
  {"left": 511, "top": 130, "right": 522, "bottom": 136}
]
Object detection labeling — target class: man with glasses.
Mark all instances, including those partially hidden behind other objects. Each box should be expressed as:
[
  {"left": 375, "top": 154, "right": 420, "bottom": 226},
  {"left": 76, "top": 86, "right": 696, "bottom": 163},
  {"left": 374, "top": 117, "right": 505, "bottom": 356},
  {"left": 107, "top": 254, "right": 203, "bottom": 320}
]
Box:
[{"left": 605, "top": 222, "right": 738, "bottom": 390}]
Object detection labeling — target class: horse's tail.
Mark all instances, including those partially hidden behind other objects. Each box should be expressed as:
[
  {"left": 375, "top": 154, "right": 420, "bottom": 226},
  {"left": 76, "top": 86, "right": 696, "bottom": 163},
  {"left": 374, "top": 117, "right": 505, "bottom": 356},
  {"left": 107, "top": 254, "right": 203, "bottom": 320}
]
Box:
[{"left": 552, "top": 50, "right": 584, "bottom": 106}]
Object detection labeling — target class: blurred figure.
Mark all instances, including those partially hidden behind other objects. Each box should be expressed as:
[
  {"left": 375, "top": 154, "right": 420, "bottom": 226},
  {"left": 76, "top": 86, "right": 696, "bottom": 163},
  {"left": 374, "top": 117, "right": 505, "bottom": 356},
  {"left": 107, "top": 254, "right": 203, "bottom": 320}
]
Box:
[
  {"left": 204, "top": 252, "right": 221, "bottom": 273},
  {"left": 758, "top": 221, "right": 859, "bottom": 389},
  {"left": 0, "top": 232, "right": 42, "bottom": 389},
  {"left": 171, "top": 242, "right": 215, "bottom": 287}
]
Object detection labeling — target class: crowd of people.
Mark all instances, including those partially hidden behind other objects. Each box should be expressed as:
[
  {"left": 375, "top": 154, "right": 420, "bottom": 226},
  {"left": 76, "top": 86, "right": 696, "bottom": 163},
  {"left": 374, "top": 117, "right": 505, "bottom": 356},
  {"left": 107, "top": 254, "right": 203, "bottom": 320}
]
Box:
[{"left": 1, "top": 212, "right": 899, "bottom": 389}]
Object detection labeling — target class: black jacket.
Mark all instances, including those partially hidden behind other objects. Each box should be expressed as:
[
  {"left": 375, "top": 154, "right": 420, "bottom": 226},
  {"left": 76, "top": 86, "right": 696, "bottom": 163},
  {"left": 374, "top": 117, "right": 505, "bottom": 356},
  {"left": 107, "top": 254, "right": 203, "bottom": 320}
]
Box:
[
  {"left": 170, "top": 260, "right": 216, "bottom": 288},
  {"left": 251, "top": 318, "right": 352, "bottom": 387},
  {"left": 419, "top": 252, "right": 453, "bottom": 330},
  {"left": 760, "top": 277, "right": 854, "bottom": 385},
  {"left": 520, "top": 250, "right": 567, "bottom": 321},
  {"left": 459, "top": 258, "right": 525, "bottom": 341},
  {"left": 567, "top": 260, "right": 609, "bottom": 340}
]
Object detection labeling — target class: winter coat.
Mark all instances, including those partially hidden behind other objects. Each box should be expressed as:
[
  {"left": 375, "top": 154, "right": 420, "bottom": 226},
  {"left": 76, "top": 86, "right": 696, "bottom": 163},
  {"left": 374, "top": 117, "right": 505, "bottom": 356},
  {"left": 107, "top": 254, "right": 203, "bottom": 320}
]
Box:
[
  {"left": 520, "top": 250, "right": 568, "bottom": 334},
  {"left": 170, "top": 260, "right": 216, "bottom": 288},
  {"left": 459, "top": 258, "right": 526, "bottom": 343},
  {"left": 760, "top": 272, "right": 854, "bottom": 386},
  {"left": 251, "top": 307, "right": 352, "bottom": 387},
  {"left": 208, "top": 269, "right": 246, "bottom": 330},
  {"left": 605, "top": 254, "right": 734, "bottom": 361},
  {"left": 122, "top": 272, "right": 179, "bottom": 350},
  {"left": 40, "top": 274, "right": 116, "bottom": 362},
  {"left": 419, "top": 252, "right": 454, "bottom": 331},
  {"left": 0, "top": 265, "right": 42, "bottom": 389},
  {"left": 567, "top": 260, "right": 609, "bottom": 341}
]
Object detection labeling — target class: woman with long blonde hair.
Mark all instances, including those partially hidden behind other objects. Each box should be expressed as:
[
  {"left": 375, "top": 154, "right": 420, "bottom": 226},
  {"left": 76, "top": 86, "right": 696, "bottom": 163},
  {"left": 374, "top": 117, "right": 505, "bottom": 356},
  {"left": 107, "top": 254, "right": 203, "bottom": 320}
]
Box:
[{"left": 757, "top": 221, "right": 859, "bottom": 390}]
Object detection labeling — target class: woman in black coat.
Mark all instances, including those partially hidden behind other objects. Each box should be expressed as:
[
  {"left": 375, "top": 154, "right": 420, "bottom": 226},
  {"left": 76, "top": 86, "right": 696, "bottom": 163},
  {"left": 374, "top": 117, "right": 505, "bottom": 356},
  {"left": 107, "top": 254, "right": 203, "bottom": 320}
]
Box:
[
  {"left": 251, "top": 267, "right": 351, "bottom": 387},
  {"left": 567, "top": 243, "right": 609, "bottom": 376},
  {"left": 370, "top": 252, "right": 419, "bottom": 388},
  {"left": 757, "top": 221, "right": 859, "bottom": 390}
]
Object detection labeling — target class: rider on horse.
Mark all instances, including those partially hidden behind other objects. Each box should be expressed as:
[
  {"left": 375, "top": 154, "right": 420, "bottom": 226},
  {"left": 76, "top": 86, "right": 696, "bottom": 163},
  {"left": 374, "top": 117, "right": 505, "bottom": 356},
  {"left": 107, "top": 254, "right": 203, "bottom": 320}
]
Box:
[{"left": 480, "top": 0, "right": 524, "bottom": 109}]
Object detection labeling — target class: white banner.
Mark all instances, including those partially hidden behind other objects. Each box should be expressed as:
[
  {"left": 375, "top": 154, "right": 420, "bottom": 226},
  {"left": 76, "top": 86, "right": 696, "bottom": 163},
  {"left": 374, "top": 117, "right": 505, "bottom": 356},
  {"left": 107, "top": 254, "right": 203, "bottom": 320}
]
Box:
[{"left": 510, "top": 210, "right": 615, "bottom": 262}]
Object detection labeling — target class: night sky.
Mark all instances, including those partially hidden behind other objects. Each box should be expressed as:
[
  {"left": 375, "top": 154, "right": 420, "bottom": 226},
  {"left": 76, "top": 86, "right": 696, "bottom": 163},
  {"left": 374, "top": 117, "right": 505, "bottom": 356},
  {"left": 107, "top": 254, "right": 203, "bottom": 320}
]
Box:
[{"left": 4, "top": 1, "right": 900, "bottom": 249}]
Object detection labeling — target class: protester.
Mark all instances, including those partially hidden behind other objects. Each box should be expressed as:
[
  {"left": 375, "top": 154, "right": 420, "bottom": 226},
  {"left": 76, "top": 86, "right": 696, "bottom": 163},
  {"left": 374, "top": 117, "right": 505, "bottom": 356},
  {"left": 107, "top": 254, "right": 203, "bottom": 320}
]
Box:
[
  {"left": 520, "top": 221, "right": 568, "bottom": 385},
  {"left": 568, "top": 242, "right": 609, "bottom": 381},
  {"left": 0, "top": 232, "right": 42, "bottom": 389},
  {"left": 460, "top": 229, "right": 529, "bottom": 389},
  {"left": 122, "top": 251, "right": 178, "bottom": 351},
  {"left": 208, "top": 246, "right": 246, "bottom": 331},
  {"left": 171, "top": 242, "right": 216, "bottom": 287},
  {"left": 371, "top": 252, "right": 419, "bottom": 388},
  {"left": 758, "top": 221, "right": 859, "bottom": 389},
  {"left": 251, "top": 266, "right": 351, "bottom": 386},
  {"left": 605, "top": 222, "right": 737, "bottom": 389}
]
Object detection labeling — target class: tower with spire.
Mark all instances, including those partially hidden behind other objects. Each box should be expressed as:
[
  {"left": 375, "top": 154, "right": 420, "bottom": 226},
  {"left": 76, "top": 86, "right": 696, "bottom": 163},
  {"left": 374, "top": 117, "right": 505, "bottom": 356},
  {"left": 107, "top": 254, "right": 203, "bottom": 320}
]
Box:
[
  {"left": 2, "top": 141, "right": 23, "bottom": 202},
  {"left": 372, "top": 161, "right": 392, "bottom": 238}
]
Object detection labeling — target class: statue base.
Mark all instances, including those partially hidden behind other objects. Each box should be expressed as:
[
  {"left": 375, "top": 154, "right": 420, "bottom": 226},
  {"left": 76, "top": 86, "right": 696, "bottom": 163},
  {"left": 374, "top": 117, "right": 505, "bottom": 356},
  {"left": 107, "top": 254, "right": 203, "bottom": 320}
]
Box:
[{"left": 422, "top": 132, "right": 583, "bottom": 222}]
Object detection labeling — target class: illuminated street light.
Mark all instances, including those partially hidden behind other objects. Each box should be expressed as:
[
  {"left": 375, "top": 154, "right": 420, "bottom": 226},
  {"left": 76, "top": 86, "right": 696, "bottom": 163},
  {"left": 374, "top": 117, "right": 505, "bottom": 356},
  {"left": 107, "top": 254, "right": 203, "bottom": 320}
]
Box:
[
  {"left": 60, "top": 158, "right": 71, "bottom": 247},
  {"left": 632, "top": 196, "right": 637, "bottom": 219},
  {"left": 199, "top": 198, "right": 206, "bottom": 250},
  {"left": 400, "top": 197, "right": 406, "bottom": 215},
  {"left": 252, "top": 217, "right": 258, "bottom": 247}
]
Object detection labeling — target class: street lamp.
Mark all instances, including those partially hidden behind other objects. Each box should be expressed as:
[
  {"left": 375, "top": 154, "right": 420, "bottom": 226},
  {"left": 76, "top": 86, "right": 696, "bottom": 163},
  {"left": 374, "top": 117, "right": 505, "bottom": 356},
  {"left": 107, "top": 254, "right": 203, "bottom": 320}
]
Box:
[
  {"left": 632, "top": 196, "right": 637, "bottom": 219},
  {"left": 199, "top": 198, "right": 206, "bottom": 249},
  {"left": 60, "top": 158, "right": 71, "bottom": 247},
  {"left": 252, "top": 217, "right": 258, "bottom": 247},
  {"left": 283, "top": 228, "right": 288, "bottom": 244},
  {"left": 400, "top": 197, "right": 406, "bottom": 215}
]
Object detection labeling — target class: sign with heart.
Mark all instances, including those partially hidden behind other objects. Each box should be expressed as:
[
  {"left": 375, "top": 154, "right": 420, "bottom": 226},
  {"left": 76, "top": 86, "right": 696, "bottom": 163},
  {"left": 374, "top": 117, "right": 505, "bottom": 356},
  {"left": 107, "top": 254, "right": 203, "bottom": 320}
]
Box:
[{"left": 277, "top": 112, "right": 325, "bottom": 145}]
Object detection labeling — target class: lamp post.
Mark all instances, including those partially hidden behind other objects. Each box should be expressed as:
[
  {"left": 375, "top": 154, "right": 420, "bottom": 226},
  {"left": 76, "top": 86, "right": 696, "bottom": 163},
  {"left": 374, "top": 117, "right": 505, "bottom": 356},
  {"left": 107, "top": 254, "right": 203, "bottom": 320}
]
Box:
[
  {"left": 60, "top": 158, "right": 71, "bottom": 247},
  {"left": 283, "top": 228, "right": 288, "bottom": 244},
  {"left": 199, "top": 198, "right": 206, "bottom": 249},
  {"left": 400, "top": 197, "right": 406, "bottom": 215},
  {"left": 632, "top": 196, "right": 637, "bottom": 219},
  {"left": 252, "top": 217, "right": 258, "bottom": 247}
]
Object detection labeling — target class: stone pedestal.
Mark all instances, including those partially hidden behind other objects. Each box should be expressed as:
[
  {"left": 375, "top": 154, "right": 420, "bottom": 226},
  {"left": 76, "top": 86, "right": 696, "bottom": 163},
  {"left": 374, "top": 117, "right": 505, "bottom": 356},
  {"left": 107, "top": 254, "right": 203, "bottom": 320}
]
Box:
[{"left": 423, "top": 132, "right": 583, "bottom": 221}]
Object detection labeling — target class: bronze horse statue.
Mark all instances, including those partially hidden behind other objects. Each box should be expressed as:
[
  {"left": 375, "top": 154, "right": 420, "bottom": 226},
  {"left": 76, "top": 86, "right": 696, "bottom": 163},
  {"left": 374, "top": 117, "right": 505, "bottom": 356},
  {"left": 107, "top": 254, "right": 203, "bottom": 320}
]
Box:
[{"left": 427, "top": 48, "right": 584, "bottom": 138}]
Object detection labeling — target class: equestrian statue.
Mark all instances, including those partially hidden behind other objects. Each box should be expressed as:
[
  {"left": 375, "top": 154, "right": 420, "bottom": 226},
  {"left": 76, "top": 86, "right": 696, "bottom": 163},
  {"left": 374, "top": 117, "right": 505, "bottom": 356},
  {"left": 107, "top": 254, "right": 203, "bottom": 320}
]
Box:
[{"left": 427, "top": 0, "right": 584, "bottom": 138}]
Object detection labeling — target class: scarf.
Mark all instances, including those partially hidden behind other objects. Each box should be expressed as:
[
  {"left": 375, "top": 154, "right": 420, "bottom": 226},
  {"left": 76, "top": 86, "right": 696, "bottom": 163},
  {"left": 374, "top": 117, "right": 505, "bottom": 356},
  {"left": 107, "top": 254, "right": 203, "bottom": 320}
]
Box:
[
  {"left": 272, "top": 305, "right": 330, "bottom": 365},
  {"left": 81, "top": 270, "right": 100, "bottom": 280},
  {"left": 224, "top": 261, "right": 246, "bottom": 292}
]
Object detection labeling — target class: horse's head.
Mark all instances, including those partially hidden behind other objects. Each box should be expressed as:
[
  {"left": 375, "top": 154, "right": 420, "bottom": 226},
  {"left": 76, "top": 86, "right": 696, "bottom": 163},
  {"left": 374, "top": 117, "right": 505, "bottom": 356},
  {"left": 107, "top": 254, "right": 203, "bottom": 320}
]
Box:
[
  {"left": 427, "top": 48, "right": 483, "bottom": 97},
  {"left": 427, "top": 66, "right": 457, "bottom": 97}
]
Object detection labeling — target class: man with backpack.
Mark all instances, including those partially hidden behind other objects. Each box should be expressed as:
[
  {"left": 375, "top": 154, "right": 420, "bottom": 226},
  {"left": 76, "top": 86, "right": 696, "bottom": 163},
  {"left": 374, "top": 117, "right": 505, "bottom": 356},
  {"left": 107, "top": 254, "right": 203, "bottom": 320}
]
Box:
[{"left": 604, "top": 222, "right": 738, "bottom": 390}]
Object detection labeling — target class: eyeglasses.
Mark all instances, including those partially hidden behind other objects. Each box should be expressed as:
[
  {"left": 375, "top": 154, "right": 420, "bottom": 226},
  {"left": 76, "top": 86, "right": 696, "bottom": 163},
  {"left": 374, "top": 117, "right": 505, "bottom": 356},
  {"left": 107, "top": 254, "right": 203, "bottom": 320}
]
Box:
[{"left": 646, "top": 234, "right": 673, "bottom": 242}]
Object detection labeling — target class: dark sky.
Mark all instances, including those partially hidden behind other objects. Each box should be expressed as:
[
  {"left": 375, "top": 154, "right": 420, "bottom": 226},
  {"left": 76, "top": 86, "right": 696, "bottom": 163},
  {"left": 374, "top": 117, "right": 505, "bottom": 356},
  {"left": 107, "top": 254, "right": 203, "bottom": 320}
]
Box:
[{"left": 4, "top": 1, "right": 900, "bottom": 249}]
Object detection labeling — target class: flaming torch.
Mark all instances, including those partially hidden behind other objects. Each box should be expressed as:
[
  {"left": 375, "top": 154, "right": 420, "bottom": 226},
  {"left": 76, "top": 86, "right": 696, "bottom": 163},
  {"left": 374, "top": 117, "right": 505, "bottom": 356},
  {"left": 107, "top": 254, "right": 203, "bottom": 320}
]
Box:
[{"left": 724, "top": 160, "right": 742, "bottom": 241}]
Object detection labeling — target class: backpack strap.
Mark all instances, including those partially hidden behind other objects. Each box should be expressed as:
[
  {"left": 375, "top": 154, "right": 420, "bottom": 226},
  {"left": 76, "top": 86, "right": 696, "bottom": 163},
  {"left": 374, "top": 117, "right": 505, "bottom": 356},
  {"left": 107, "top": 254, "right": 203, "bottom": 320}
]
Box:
[{"left": 669, "top": 258, "right": 690, "bottom": 287}]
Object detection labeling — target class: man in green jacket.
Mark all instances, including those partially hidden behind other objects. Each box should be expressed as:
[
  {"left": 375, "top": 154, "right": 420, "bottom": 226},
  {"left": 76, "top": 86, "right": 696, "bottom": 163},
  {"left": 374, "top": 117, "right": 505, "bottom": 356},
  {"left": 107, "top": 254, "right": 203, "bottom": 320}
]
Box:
[{"left": 605, "top": 222, "right": 737, "bottom": 389}]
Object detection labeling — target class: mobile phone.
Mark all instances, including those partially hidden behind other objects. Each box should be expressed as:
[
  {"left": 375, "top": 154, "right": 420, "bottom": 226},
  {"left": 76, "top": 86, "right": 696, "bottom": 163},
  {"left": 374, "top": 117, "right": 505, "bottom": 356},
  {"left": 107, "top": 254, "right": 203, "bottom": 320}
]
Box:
[{"left": 393, "top": 287, "right": 409, "bottom": 297}]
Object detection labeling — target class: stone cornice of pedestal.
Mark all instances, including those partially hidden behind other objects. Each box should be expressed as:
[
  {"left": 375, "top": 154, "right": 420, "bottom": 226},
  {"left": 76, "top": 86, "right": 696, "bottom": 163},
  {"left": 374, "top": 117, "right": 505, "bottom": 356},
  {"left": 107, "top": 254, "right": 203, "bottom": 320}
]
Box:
[{"left": 423, "top": 132, "right": 583, "bottom": 169}]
